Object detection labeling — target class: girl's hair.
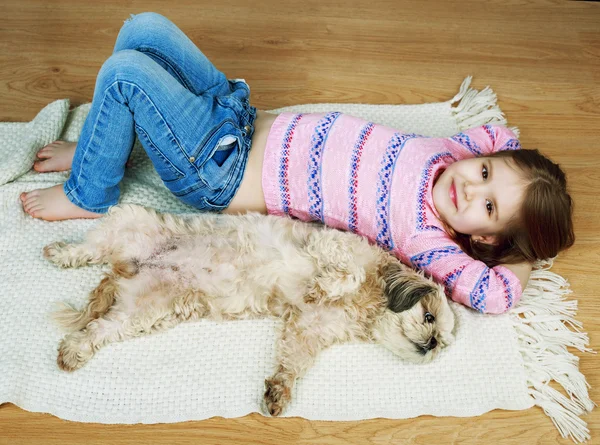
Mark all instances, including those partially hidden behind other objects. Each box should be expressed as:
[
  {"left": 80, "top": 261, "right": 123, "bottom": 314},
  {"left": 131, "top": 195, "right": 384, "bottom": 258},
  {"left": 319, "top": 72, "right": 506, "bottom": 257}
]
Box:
[{"left": 451, "top": 149, "right": 575, "bottom": 268}]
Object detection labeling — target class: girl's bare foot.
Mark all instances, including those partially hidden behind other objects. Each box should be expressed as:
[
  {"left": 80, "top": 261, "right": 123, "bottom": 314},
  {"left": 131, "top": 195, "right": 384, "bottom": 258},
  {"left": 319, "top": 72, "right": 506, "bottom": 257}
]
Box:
[
  {"left": 34, "top": 141, "right": 77, "bottom": 172},
  {"left": 20, "top": 184, "right": 103, "bottom": 221},
  {"left": 33, "top": 140, "right": 133, "bottom": 172}
]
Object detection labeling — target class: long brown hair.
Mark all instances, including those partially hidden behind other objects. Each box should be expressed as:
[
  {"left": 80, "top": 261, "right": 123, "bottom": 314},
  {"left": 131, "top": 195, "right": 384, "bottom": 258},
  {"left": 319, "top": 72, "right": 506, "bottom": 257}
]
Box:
[{"left": 450, "top": 149, "right": 575, "bottom": 268}]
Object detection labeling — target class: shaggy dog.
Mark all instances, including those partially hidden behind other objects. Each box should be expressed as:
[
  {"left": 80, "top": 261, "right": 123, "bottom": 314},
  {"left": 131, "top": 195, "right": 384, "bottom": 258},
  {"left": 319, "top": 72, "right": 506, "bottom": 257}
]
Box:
[{"left": 45, "top": 204, "right": 455, "bottom": 416}]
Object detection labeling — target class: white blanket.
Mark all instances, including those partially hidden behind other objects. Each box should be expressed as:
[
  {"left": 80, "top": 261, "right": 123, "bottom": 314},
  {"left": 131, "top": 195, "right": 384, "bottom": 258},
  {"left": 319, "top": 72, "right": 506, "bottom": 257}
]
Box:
[{"left": 0, "top": 78, "right": 593, "bottom": 442}]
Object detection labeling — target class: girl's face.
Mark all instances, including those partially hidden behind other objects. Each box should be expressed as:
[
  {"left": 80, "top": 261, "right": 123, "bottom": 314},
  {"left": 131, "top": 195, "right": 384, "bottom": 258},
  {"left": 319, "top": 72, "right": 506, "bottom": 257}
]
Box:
[{"left": 432, "top": 156, "right": 526, "bottom": 243}]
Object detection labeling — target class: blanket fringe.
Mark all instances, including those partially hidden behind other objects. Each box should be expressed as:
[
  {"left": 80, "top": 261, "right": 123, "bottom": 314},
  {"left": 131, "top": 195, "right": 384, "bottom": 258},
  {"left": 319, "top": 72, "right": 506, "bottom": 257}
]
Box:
[
  {"left": 511, "top": 259, "right": 596, "bottom": 443},
  {"left": 450, "top": 76, "right": 520, "bottom": 137}
]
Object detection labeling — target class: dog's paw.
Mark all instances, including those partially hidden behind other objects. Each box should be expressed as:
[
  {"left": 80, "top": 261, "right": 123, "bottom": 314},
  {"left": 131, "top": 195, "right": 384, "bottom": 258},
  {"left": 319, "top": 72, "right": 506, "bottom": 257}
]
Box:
[
  {"left": 57, "top": 335, "right": 93, "bottom": 372},
  {"left": 43, "top": 242, "right": 72, "bottom": 267},
  {"left": 263, "top": 377, "right": 292, "bottom": 416}
]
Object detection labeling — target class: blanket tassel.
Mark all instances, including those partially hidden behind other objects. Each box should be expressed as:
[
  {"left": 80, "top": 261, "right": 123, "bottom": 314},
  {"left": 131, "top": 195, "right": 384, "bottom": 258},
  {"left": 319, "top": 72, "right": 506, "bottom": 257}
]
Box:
[
  {"left": 512, "top": 259, "right": 596, "bottom": 443},
  {"left": 449, "top": 76, "right": 521, "bottom": 137}
]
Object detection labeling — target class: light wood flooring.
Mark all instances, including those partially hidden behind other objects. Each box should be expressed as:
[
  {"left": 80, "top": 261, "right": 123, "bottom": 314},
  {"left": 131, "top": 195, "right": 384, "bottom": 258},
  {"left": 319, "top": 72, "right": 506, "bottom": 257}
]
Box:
[{"left": 1, "top": 1, "right": 598, "bottom": 444}]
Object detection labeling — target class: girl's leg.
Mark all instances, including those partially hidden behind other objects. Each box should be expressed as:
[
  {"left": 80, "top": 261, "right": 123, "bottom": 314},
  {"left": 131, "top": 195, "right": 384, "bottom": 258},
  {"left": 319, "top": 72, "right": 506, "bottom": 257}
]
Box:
[
  {"left": 32, "top": 12, "right": 231, "bottom": 174},
  {"left": 113, "top": 12, "right": 231, "bottom": 97},
  {"left": 21, "top": 48, "right": 251, "bottom": 221}
]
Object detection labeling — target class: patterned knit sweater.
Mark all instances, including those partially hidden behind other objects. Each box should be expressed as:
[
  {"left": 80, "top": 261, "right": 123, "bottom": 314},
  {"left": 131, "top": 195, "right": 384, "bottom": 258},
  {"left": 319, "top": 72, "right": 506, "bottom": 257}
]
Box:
[{"left": 262, "top": 112, "right": 523, "bottom": 314}]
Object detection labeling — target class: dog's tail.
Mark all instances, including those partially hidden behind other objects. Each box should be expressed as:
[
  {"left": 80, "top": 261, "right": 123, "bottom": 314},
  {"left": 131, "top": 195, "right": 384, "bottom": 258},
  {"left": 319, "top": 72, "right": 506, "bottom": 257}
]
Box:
[
  {"left": 52, "top": 302, "right": 93, "bottom": 333},
  {"left": 52, "top": 272, "right": 122, "bottom": 333}
]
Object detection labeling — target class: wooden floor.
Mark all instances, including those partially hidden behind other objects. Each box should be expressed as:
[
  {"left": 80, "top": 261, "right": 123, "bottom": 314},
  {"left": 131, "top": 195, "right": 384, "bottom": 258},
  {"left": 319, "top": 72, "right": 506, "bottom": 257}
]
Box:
[{"left": 1, "top": 1, "right": 598, "bottom": 444}]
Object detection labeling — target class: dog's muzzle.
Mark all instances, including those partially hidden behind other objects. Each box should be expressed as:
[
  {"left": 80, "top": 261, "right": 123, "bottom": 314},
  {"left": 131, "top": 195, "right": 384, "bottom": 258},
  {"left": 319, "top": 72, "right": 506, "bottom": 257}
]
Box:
[{"left": 418, "top": 337, "right": 438, "bottom": 355}]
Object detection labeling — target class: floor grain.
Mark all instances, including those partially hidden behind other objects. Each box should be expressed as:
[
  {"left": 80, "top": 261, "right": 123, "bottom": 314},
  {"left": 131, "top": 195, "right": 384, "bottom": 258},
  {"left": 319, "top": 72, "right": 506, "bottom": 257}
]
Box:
[{"left": 1, "top": 1, "right": 598, "bottom": 444}]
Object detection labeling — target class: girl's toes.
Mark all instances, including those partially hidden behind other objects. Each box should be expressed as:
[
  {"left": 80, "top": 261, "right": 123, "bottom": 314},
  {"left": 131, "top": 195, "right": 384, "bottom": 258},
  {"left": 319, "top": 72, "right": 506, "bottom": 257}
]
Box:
[
  {"left": 22, "top": 197, "right": 33, "bottom": 212},
  {"left": 24, "top": 202, "right": 37, "bottom": 215},
  {"left": 33, "top": 160, "right": 46, "bottom": 172},
  {"left": 37, "top": 148, "right": 53, "bottom": 159},
  {"left": 20, "top": 191, "right": 35, "bottom": 202},
  {"left": 33, "top": 159, "right": 56, "bottom": 173},
  {"left": 23, "top": 194, "right": 42, "bottom": 214},
  {"left": 28, "top": 205, "right": 44, "bottom": 218},
  {"left": 23, "top": 194, "right": 37, "bottom": 210}
]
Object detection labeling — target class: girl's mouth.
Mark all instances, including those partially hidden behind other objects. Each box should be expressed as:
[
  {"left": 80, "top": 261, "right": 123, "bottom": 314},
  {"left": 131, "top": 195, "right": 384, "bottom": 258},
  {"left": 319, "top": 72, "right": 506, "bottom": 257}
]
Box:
[{"left": 449, "top": 180, "right": 457, "bottom": 209}]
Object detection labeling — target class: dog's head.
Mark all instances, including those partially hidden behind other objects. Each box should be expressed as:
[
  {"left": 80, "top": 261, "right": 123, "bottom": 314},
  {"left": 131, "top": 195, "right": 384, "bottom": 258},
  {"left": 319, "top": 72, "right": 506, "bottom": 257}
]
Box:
[{"left": 373, "top": 262, "right": 455, "bottom": 364}]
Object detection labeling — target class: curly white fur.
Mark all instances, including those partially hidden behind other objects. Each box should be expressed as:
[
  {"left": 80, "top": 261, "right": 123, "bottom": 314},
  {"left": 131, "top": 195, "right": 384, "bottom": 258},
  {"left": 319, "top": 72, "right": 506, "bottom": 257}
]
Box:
[{"left": 46, "top": 204, "right": 455, "bottom": 416}]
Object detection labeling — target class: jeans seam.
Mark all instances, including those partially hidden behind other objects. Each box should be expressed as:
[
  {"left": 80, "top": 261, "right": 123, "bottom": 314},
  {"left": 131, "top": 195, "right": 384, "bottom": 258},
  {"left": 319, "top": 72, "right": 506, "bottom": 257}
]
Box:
[
  {"left": 135, "top": 123, "right": 186, "bottom": 180},
  {"left": 67, "top": 91, "right": 112, "bottom": 205},
  {"left": 63, "top": 183, "right": 111, "bottom": 213}
]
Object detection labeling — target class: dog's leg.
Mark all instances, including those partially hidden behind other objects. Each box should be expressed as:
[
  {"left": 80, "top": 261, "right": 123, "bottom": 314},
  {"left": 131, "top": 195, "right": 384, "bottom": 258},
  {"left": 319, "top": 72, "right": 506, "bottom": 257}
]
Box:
[
  {"left": 264, "top": 307, "right": 346, "bottom": 416},
  {"left": 53, "top": 271, "right": 122, "bottom": 333},
  {"left": 42, "top": 217, "right": 122, "bottom": 268},
  {"left": 42, "top": 207, "right": 131, "bottom": 268},
  {"left": 56, "top": 270, "right": 207, "bottom": 372},
  {"left": 55, "top": 270, "right": 133, "bottom": 370},
  {"left": 43, "top": 204, "right": 183, "bottom": 268},
  {"left": 56, "top": 303, "right": 184, "bottom": 372},
  {"left": 57, "top": 309, "right": 127, "bottom": 372},
  {"left": 43, "top": 240, "right": 109, "bottom": 269},
  {"left": 56, "top": 293, "right": 185, "bottom": 373}
]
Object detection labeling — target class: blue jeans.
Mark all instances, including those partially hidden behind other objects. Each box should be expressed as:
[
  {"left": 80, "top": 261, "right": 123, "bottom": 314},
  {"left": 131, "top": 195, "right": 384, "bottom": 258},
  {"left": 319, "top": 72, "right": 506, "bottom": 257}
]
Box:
[{"left": 64, "top": 12, "right": 257, "bottom": 212}]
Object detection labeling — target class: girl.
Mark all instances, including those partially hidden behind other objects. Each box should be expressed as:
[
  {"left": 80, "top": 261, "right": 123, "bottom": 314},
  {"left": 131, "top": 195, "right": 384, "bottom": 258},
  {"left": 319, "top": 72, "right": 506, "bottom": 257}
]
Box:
[{"left": 20, "top": 12, "right": 574, "bottom": 314}]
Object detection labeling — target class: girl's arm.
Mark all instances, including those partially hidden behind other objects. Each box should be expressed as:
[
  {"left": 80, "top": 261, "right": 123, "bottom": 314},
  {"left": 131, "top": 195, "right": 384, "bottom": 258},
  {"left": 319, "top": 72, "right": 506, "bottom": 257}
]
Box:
[
  {"left": 453, "top": 125, "right": 521, "bottom": 156},
  {"left": 407, "top": 236, "right": 528, "bottom": 314},
  {"left": 498, "top": 261, "right": 533, "bottom": 290}
]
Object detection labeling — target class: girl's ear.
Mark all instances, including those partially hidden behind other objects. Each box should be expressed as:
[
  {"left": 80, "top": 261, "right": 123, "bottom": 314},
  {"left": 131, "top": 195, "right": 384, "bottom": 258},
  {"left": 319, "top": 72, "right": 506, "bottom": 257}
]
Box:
[{"left": 471, "top": 234, "right": 498, "bottom": 245}]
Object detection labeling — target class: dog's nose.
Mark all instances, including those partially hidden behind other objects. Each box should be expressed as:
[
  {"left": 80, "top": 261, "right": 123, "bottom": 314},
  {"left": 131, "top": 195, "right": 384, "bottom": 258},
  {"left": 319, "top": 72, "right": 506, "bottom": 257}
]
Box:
[{"left": 426, "top": 337, "right": 437, "bottom": 350}]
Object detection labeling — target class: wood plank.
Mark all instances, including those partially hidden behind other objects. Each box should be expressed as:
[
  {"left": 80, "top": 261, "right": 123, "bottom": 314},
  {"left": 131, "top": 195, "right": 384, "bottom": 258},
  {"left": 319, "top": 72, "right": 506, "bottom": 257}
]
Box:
[{"left": 1, "top": 1, "right": 598, "bottom": 443}]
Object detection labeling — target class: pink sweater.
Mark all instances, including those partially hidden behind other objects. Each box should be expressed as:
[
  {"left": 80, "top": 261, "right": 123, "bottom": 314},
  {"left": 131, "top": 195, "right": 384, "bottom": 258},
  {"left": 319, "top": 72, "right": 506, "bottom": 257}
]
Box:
[{"left": 262, "top": 112, "right": 523, "bottom": 314}]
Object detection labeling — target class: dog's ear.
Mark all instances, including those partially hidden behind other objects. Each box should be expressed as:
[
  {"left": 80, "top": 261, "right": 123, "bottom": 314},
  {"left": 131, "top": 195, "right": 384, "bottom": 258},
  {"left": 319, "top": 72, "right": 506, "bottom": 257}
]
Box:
[{"left": 383, "top": 263, "right": 434, "bottom": 313}]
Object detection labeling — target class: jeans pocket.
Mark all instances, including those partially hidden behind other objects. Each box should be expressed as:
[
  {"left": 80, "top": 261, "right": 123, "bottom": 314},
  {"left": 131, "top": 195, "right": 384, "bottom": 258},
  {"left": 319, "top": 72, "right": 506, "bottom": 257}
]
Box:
[
  {"left": 135, "top": 124, "right": 185, "bottom": 182},
  {"left": 199, "top": 135, "right": 241, "bottom": 192},
  {"left": 191, "top": 118, "right": 236, "bottom": 164}
]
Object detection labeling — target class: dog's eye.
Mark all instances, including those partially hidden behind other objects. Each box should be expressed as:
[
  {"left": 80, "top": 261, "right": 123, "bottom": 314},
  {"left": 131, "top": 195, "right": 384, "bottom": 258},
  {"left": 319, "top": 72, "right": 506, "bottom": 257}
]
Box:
[{"left": 424, "top": 312, "right": 435, "bottom": 323}]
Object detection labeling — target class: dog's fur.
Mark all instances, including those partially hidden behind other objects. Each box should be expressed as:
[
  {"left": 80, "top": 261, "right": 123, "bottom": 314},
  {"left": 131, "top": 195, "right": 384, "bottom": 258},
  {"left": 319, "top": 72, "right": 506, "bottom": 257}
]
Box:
[{"left": 46, "top": 204, "right": 455, "bottom": 416}]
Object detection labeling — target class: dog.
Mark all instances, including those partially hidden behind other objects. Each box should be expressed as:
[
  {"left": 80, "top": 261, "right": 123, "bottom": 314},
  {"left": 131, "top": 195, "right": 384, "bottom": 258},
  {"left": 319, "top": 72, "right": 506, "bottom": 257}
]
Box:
[{"left": 45, "top": 204, "right": 455, "bottom": 416}]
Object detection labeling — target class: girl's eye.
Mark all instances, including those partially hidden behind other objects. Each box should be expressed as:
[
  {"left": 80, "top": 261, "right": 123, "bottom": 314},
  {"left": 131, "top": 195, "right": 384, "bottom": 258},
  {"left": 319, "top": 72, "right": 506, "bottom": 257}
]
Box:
[
  {"left": 482, "top": 165, "right": 489, "bottom": 180},
  {"left": 486, "top": 199, "right": 494, "bottom": 215}
]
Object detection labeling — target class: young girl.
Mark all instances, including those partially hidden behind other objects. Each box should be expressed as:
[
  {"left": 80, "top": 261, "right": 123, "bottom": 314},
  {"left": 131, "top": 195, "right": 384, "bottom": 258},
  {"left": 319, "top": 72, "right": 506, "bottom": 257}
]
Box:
[{"left": 20, "top": 12, "right": 574, "bottom": 314}]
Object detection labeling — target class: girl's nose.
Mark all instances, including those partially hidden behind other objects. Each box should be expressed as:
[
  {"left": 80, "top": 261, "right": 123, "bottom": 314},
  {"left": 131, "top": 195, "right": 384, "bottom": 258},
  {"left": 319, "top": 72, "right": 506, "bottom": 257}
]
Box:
[
  {"left": 464, "top": 182, "right": 474, "bottom": 201},
  {"left": 465, "top": 182, "right": 486, "bottom": 202}
]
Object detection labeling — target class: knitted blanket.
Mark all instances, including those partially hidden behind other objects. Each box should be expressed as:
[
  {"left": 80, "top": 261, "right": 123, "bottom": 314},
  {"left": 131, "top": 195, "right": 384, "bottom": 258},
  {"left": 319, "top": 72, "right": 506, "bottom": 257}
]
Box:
[{"left": 0, "top": 77, "right": 593, "bottom": 442}]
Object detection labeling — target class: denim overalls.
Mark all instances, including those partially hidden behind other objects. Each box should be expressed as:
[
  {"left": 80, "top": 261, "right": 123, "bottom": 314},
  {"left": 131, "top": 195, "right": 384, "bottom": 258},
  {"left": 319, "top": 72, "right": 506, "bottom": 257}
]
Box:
[{"left": 64, "top": 12, "right": 257, "bottom": 212}]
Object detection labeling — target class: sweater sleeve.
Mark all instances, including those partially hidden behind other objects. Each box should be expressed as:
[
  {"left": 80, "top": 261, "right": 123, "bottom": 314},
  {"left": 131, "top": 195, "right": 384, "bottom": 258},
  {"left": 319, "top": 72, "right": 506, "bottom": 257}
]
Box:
[
  {"left": 449, "top": 124, "right": 521, "bottom": 157},
  {"left": 406, "top": 234, "right": 523, "bottom": 314}
]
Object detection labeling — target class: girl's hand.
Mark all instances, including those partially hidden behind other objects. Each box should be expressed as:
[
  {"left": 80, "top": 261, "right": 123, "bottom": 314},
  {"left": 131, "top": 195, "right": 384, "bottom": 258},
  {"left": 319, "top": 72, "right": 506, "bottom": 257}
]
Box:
[{"left": 499, "top": 261, "right": 533, "bottom": 289}]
